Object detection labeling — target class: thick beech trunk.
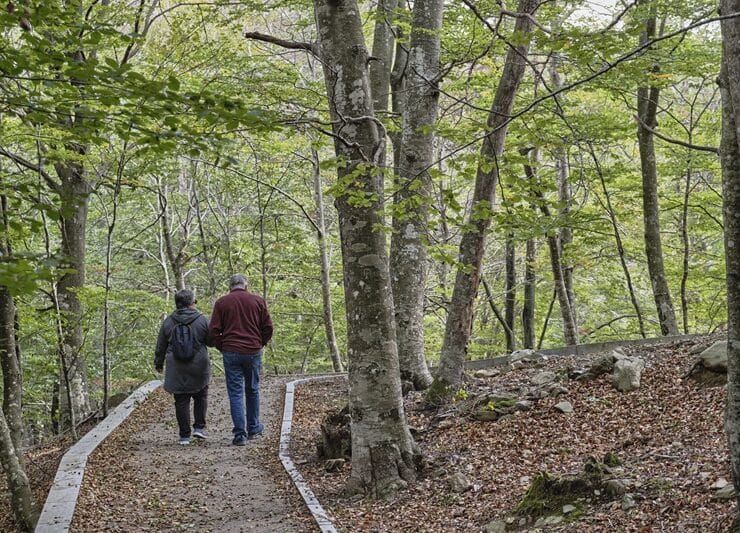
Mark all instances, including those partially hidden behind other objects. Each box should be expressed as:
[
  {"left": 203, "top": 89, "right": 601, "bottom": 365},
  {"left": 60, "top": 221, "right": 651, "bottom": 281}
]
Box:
[
  {"left": 389, "top": 0, "right": 443, "bottom": 390},
  {"left": 719, "top": 2, "right": 740, "bottom": 523},
  {"left": 637, "top": 3, "right": 679, "bottom": 336},
  {"left": 0, "top": 409, "right": 36, "bottom": 531},
  {"left": 312, "top": 150, "right": 344, "bottom": 373},
  {"left": 432, "top": 0, "right": 538, "bottom": 395},
  {"left": 54, "top": 158, "right": 91, "bottom": 431},
  {"left": 314, "top": 0, "right": 419, "bottom": 497}
]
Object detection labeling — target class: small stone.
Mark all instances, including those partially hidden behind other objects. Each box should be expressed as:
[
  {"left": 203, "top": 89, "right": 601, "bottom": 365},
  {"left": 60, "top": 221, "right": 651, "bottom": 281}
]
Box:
[
  {"left": 562, "top": 504, "right": 577, "bottom": 514},
  {"left": 710, "top": 477, "right": 730, "bottom": 490},
  {"left": 621, "top": 494, "right": 636, "bottom": 511},
  {"left": 554, "top": 401, "right": 574, "bottom": 414},
  {"left": 505, "top": 516, "right": 516, "bottom": 525},
  {"left": 474, "top": 368, "right": 499, "bottom": 379},
  {"left": 514, "top": 400, "right": 533, "bottom": 412},
  {"left": 544, "top": 515, "right": 564, "bottom": 525},
  {"left": 518, "top": 518, "right": 527, "bottom": 526},
  {"left": 531, "top": 371, "right": 557, "bottom": 386},
  {"left": 716, "top": 485, "right": 736, "bottom": 500},
  {"left": 483, "top": 519, "right": 507, "bottom": 533},
  {"left": 448, "top": 472, "right": 472, "bottom": 493},
  {"left": 605, "top": 479, "right": 627, "bottom": 496},
  {"left": 437, "top": 419, "right": 455, "bottom": 430},
  {"left": 472, "top": 409, "right": 499, "bottom": 422}
]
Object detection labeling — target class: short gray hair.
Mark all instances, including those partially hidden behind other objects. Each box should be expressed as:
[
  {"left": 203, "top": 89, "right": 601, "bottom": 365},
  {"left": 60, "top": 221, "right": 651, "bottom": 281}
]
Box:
[{"left": 229, "top": 274, "right": 247, "bottom": 289}]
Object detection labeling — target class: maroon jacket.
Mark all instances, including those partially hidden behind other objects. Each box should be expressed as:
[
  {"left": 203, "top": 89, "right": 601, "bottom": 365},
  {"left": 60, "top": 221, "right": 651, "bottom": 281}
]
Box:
[{"left": 208, "top": 288, "right": 273, "bottom": 353}]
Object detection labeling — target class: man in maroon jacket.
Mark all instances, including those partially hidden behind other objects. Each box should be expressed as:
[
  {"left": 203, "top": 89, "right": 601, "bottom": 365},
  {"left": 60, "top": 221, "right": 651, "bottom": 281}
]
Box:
[{"left": 208, "top": 274, "right": 273, "bottom": 446}]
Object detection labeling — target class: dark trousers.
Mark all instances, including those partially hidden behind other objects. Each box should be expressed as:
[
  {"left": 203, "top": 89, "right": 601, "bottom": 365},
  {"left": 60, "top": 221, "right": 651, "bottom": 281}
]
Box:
[{"left": 173, "top": 385, "right": 208, "bottom": 438}]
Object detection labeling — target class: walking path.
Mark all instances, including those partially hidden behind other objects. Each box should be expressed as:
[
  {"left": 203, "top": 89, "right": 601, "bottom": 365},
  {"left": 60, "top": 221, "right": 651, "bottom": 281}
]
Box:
[{"left": 70, "top": 377, "right": 312, "bottom": 532}]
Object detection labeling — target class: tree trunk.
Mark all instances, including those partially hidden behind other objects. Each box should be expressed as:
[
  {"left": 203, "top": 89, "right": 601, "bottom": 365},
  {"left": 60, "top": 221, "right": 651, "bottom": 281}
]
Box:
[
  {"left": 432, "top": 0, "right": 539, "bottom": 396},
  {"left": 549, "top": 24, "right": 576, "bottom": 327},
  {"left": 637, "top": 2, "right": 679, "bottom": 336},
  {"left": 158, "top": 180, "right": 186, "bottom": 291},
  {"left": 522, "top": 238, "right": 536, "bottom": 348},
  {"left": 389, "top": 0, "right": 443, "bottom": 391},
  {"left": 504, "top": 236, "right": 517, "bottom": 351},
  {"left": 369, "top": 0, "right": 397, "bottom": 121},
  {"left": 589, "top": 145, "right": 647, "bottom": 338},
  {"left": 0, "top": 409, "right": 37, "bottom": 531},
  {"left": 314, "top": 0, "right": 419, "bottom": 498},
  {"left": 718, "top": 2, "right": 740, "bottom": 520},
  {"left": 0, "top": 194, "right": 23, "bottom": 451},
  {"left": 312, "top": 149, "right": 344, "bottom": 373},
  {"left": 389, "top": 20, "right": 408, "bottom": 173},
  {"left": 54, "top": 158, "right": 91, "bottom": 431}
]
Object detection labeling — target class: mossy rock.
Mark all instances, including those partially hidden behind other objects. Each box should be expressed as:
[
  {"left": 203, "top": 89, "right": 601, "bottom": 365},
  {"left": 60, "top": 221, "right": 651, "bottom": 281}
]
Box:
[{"left": 515, "top": 472, "right": 598, "bottom": 517}]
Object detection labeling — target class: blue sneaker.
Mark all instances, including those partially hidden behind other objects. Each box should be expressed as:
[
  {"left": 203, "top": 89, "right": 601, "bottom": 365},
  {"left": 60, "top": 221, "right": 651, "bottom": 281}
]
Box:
[
  {"left": 192, "top": 428, "right": 207, "bottom": 440},
  {"left": 232, "top": 435, "right": 247, "bottom": 446},
  {"left": 247, "top": 432, "right": 263, "bottom": 441}
]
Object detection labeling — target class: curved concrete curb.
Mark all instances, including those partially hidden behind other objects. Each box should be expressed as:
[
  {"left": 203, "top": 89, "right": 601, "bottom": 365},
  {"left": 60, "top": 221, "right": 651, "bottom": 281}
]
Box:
[
  {"left": 281, "top": 375, "right": 345, "bottom": 533},
  {"left": 34, "top": 380, "right": 162, "bottom": 533}
]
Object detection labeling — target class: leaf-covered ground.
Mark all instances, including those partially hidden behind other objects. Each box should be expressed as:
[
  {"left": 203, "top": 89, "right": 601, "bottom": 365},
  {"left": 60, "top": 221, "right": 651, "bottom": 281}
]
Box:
[{"left": 290, "top": 336, "right": 735, "bottom": 532}]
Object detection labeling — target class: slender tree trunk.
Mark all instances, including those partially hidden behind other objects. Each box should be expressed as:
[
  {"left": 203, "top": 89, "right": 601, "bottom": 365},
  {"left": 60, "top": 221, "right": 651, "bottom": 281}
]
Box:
[
  {"left": 481, "top": 276, "right": 514, "bottom": 346},
  {"left": 432, "top": 0, "right": 539, "bottom": 396},
  {"left": 0, "top": 409, "right": 37, "bottom": 531},
  {"left": 389, "top": 0, "right": 443, "bottom": 391},
  {"left": 504, "top": 237, "right": 517, "bottom": 351},
  {"left": 637, "top": 1, "right": 679, "bottom": 336},
  {"left": 522, "top": 238, "right": 536, "bottom": 348},
  {"left": 158, "top": 180, "right": 186, "bottom": 291},
  {"left": 589, "top": 145, "right": 647, "bottom": 338},
  {"left": 549, "top": 48, "right": 576, "bottom": 325},
  {"left": 389, "top": 20, "right": 408, "bottom": 173},
  {"left": 718, "top": 4, "right": 740, "bottom": 523},
  {"left": 522, "top": 148, "right": 578, "bottom": 345},
  {"left": 312, "top": 150, "right": 344, "bottom": 373},
  {"left": 314, "top": 0, "right": 419, "bottom": 497},
  {"left": 192, "top": 180, "right": 217, "bottom": 298}
]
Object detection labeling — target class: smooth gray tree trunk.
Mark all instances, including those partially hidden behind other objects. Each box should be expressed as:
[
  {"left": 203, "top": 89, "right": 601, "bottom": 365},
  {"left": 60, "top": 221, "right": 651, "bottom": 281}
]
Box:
[
  {"left": 636, "top": 1, "right": 679, "bottom": 336},
  {"left": 504, "top": 237, "right": 517, "bottom": 351},
  {"left": 54, "top": 157, "right": 91, "bottom": 431},
  {"left": 0, "top": 409, "right": 37, "bottom": 531},
  {"left": 432, "top": 0, "right": 539, "bottom": 396},
  {"left": 522, "top": 238, "right": 536, "bottom": 348},
  {"left": 312, "top": 150, "right": 344, "bottom": 373},
  {"left": 314, "top": 0, "right": 419, "bottom": 497},
  {"left": 719, "top": 2, "right": 740, "bottom": 524},
  {"left": 388, "top": 0, "right": 443, "bottom": 390}
]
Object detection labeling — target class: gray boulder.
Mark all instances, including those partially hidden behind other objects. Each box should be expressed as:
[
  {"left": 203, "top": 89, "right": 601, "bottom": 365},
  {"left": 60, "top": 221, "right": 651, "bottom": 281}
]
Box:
[
  {"left": 448, "top": 472, "right": 472, "bottom": 493},
  {"left": 554, "top": 401, "right": 574, "bottom": 414},
  {"left": 531, "top": 371, "right": 557, "bottom": 386},
  {"left": 700, "top": 341, "right": 728, "bottom": 372},
  {"left": 612, "top": 357, "right": 645, "bottom": 392}
]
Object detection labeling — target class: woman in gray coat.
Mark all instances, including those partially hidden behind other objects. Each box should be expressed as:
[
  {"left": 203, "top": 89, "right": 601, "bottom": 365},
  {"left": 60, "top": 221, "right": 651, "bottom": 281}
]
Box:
[{"left": 154, "top": 289, "right": 211, "bottom": 444}]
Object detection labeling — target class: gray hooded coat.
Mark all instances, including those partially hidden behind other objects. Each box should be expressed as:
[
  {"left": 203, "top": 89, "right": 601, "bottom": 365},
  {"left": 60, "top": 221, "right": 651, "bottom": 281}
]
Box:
[{"left": 154, "top": 308, "right": 211, "bottom": 394}]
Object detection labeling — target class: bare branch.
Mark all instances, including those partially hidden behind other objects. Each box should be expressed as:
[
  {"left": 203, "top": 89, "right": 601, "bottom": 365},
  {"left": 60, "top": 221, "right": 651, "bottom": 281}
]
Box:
[
  {"left": 634, "top": 115, "right": 719, "bottom": 154},
  {"left": 244, "top": 31, "right": 318, "bottom": 56},
  {"left": 0, "top": 147, "right": 59, "bottom": 191}
]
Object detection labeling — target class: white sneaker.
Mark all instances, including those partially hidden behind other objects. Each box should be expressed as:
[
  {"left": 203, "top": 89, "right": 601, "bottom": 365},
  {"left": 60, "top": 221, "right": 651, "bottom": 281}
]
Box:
[
  {"left": 179, "top": 437, "right": 190, "bottom": 445},
  {"left": 192, "top": 429, "right": 207, "bottom": 440}
]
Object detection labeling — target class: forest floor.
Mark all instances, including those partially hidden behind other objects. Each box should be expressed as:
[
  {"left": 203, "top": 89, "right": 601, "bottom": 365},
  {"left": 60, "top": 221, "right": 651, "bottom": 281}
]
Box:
[
  {"left": 290, "top": 335, "right": 736, "bottom": 532},
  {"left": 2, "top": 335, "right": 735, "bottom": 532}
]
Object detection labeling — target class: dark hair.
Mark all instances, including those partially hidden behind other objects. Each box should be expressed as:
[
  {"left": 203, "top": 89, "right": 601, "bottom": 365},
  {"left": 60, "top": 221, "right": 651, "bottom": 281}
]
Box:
[{"left": 174, "top": 289, "right": 195, "bottom": 309}]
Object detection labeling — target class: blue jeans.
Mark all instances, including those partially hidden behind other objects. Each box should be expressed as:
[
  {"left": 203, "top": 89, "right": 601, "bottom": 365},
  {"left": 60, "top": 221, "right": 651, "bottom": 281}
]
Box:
[{"left": 222, "top": 351, "right": 263, "bottom": 438}]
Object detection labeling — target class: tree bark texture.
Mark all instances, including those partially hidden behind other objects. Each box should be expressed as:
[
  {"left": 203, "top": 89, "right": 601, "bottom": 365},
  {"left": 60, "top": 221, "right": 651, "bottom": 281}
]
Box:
[
  {"left": 0, "top": 408, "right": 37, "bottom": 531},
  {"left": 522, "top": 149, "right": 578, "bottom": 345},
  {"left": 522, "top": 238, "right": 536, "bottom": 348},
  {"left": 636, "top": 2, "right": 679, "bottom": 336},
  {"left": 314, "top": 0, "right": 419, "bottom": 497},
  {"left": 719, "top": 1, "right": 740, "bottom": 519},
  {"left": 312, "top": 150, "right": 344, "bottom": 373},
  {"left": 369, "top": 0, "right": 397, "bottom": 118},
  {"left": 54, "top": 158, "right": 91, "bottom": 430},
  {"left": 433, "top": 0, "right": 539, "bottom": 394},
  {"left": 504, "top": 237, "right": 517, "bottom": 351},
  {"left": 389, "top": 0, "right": 444, "bottom": 391}
]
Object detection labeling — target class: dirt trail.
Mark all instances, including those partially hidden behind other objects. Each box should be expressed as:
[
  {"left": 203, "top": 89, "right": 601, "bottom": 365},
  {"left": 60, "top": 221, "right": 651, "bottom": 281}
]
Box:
[{"left": 72, "top": 376, "right": 312, "bottom": 532}]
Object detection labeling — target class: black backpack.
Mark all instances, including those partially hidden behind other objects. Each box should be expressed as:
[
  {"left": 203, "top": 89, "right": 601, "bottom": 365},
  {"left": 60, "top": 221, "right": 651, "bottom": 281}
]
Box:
[{"left": 169, "top": 314, "right": 200, "bottom": 362}]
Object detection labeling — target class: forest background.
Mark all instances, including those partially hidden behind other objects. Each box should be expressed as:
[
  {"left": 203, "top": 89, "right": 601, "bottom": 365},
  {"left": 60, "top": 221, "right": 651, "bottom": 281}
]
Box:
[{"left": 1, "top": 0, "right": 739, "bottom": 527}]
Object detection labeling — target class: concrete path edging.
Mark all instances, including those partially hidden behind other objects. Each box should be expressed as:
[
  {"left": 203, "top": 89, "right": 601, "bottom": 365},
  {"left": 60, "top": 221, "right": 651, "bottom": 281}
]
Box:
[
  {"left": 281, "top": 375, "right": 345, "bottom": 533},
  {"left": 34, "top": 380, "right": 162, "bottom": 533}
]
